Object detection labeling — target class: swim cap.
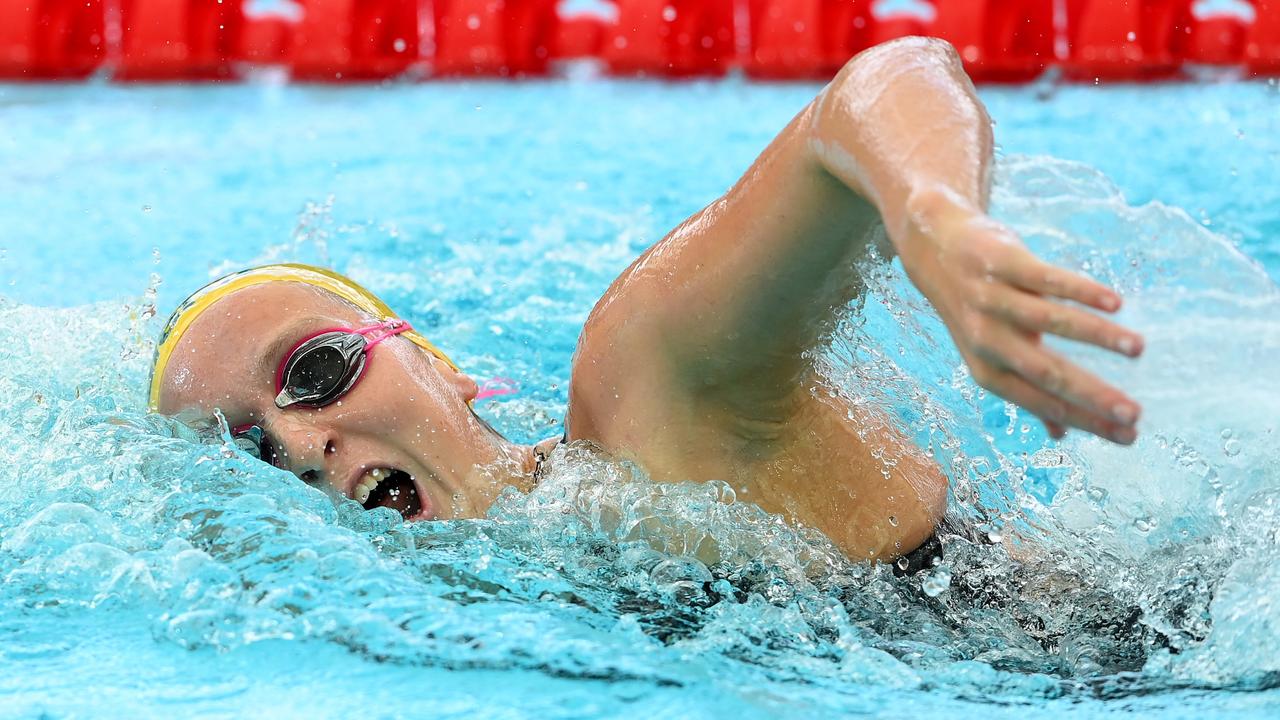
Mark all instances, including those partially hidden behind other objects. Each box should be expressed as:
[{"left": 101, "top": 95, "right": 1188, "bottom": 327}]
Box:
[{"left": 148, "top": 263, "right": 460, "bottom": 411}]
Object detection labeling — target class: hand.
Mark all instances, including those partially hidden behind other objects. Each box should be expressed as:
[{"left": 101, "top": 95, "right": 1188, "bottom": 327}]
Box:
[{"left": 894, "top": 188, "right": 1144, "bottom": 444}]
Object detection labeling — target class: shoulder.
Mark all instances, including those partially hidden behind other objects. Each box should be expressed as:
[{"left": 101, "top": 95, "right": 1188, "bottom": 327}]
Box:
[{"left": 563, "top": 267, "right": 671, "bottom": 446}]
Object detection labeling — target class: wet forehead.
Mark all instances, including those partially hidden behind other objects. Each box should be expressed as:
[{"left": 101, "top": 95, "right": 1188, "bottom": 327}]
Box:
[{"left": 157, "top": 282, "right": 369, "bottom": 416}]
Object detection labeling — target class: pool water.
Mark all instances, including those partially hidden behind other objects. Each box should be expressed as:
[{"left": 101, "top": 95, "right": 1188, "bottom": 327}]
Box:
[{"left": 1, "top": 78, "right": 1278, "bottom": 718}]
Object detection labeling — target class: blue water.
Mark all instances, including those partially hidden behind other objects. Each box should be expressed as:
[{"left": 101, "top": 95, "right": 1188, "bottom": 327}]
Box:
[{"left": 1, "top": 78, "right": 1278, "bottom": 718}]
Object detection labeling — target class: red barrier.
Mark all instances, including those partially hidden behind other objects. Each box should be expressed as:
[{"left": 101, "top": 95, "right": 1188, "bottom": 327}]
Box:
[
  {"left": 238, "top": 14, "right": 297, "bottom": 65},
  {"left": 553, "top": 12, "right": 607, "bottom": 60},
  {"left": 1246, "top": 0, "right": 1280, "bottom": 73},
  {"left": 291, "top": 0, "right": 421, "bottom": 80},
  {"left": 2, "top": 0, "right": 1275, "bottom": 81},
  {"left": 0, "top": 0, "right": 107, "bottom": 79},
  {"left": 929, "top": 0, "right": 1055, "bottom": 82},
  {"left": 870, "top": 11, "right": 929, "bottom": 48},
  {"left": 745, "top": 0, "right": 825, "bottom": 78},
  {"left": 600, "top": 0, "right": 666, "bottom": 73},
  {"left": 603, "top": 0, "right": 735, "bottom": 76},
  {"left": 745, "top": 0, "right": 878, "bottom": 79},
  {"left": 1063, "top": 0, "right": 1194, "bottom": 80},
  {"left": 117, "top": 0, "right": 245, "bottom": 80},
  {"left": 1185, "top": 12, "right": 1249, "bottom": 65},
  {"left": 432, "top": 0, "right": 558, "bottom": 76}
]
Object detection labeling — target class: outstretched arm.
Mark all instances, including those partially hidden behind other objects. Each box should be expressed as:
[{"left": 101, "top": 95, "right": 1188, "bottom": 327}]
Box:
[
  {"left": 591, "top": 37, "right": 1143, "bottom": 444},
  {"left": 814, "top": 38, "right": 1145, "bottom": 442}
]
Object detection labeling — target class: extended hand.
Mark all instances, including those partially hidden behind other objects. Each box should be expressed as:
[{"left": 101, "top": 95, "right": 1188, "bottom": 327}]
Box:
[{"left": 896, "top": 189, "right": 1144, "bottom": 444}]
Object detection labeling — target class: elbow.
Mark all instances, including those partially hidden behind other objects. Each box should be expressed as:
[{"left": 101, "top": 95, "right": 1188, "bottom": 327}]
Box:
[
  {"left": 832, "top": 36, "right": 968, "bottom": 91},
  {"left": 808, "top": 36, "right": 971, "bottom": 172}
]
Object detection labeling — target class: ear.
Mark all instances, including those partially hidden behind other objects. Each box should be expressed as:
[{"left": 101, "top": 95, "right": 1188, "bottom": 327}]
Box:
[{"left": 433, "top": 356, "right": 479, "bottom": 402}]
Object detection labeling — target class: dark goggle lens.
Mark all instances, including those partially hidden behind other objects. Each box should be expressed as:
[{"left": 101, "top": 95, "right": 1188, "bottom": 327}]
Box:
[
  {"left": 232, "top": 425, "right": 283, "bottom": 468},
  {"left": 233, "top": 430, "right": 263, "bottom": 458},
  {"left": 278, "top": 332, "right": 367, "bottom": 408},
  {"left": 291, "top": 346, "right": 346, "bottom": 394}
]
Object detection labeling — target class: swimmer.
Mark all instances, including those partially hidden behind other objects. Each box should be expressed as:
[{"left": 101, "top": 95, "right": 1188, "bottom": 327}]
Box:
[{"left": 151, "top": 38, "right": 1144, "bottom": 563}]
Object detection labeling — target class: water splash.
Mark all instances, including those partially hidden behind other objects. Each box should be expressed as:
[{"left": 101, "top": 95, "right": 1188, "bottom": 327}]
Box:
[{"left": 1, "top": 156, "right": 1278, "bottom": 715}]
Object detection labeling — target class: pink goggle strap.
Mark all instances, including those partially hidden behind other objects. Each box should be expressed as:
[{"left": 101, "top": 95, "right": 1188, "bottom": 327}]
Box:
[
  {"left": 354, "top": 318, "right": 413, "bottom": 349},
  {"left": 475, "top": 376, "right": 520, "bottom": 401}
]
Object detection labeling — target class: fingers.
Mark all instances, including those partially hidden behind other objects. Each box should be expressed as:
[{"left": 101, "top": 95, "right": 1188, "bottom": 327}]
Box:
[
  {"left": 984, "top": 286, "right": 1144, "bottom": 358},
  {"left": 993, "top": 249, "right": 1122, "bottom": 313},
  {"left": 976, "top": 365, "right": 1137, "bottom": 445},
  {"left": 1044, "top": 419, "right": 1067, "bottom": 439},
  {"left": 965, "top": 316, "right": 1141, "bottom": 444},
  {"left": 983, "top": 328, "right": 1140, "bottom": 426}
]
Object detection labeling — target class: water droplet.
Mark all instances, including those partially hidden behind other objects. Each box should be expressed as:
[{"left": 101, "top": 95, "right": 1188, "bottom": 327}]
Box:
[
  {"left": 1134, "top": 517, "right": 1154, "bottom": 533},
  {"left": 142, "top": 205, "right": 152, "bottom": 213},
  {"left": 713, "top": 482, "right": 736, "bottom": 505},
  {"left": 887, "top": 515, "right": 899, "bottom": 527},
  {"left": 1223, "top": 439, "right": 1241, "bottom": 457},
  {"left": 922, "top": 565, "right": 951, "bottom": 597}
]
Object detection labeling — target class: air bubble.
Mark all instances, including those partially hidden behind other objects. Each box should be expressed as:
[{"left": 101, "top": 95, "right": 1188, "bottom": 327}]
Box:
[{"left": 922, "top": 565, "right": 951, "bottom": 597}]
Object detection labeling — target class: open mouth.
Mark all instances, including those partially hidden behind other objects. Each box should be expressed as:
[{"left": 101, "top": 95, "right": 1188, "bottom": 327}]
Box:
[{"left": 351, "top": 467, "right": 429, "bottom": 521}]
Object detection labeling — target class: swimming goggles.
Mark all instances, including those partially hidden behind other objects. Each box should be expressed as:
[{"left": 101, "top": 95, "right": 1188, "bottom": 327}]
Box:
[
  {"left": 273, "top": 319, "right": 414, "bottom": 409},
  {"left": 229, "top": 319, "right": 413, "bottom": 469}
]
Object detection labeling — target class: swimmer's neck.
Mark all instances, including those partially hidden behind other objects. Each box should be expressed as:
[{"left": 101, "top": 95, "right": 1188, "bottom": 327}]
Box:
[{"left": 469, "top": 407, "right": 542, "bottom": 495}]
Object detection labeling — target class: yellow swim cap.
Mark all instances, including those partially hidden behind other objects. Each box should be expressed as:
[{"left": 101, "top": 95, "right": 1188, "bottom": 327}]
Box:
[{"left": 149, "top": 263, "right": 461, "bottom": 411}]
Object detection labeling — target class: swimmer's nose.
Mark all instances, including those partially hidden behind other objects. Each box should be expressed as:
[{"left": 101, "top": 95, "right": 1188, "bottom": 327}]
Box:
[{"left": 269, "top": 419, "right": 337, "bottom": 488}]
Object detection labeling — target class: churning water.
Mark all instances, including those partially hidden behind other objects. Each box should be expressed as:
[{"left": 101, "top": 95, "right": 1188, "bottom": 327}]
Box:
[{"left": 0, "top": 79, "right": 1277, "bottom": 717}]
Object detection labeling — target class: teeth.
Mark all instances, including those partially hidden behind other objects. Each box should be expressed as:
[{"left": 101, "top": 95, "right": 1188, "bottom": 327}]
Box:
[{"left": 352, "top": 468, "right": 390, "bottom": 505}]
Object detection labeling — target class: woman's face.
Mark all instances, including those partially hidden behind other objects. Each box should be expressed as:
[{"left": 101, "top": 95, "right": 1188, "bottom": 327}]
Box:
[{"left": 156, "top": 282, "right": 520, "bottom": 520}]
